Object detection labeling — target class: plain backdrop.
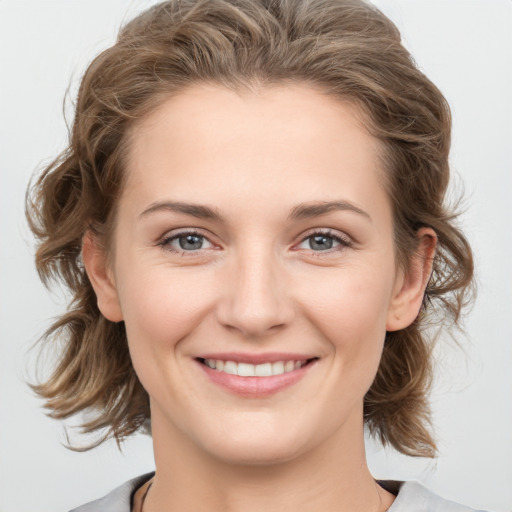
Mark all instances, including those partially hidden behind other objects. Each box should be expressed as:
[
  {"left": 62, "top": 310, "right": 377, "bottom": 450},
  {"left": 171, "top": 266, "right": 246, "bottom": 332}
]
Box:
[{"left": 0, "top": 1, "right": 511, "bottom": 511}]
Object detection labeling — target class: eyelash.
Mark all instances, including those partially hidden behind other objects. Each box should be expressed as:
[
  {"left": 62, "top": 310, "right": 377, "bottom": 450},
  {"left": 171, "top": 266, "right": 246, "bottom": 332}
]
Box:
[
  {"left": 157, "top": 230, "right": 213, "bottom": 256},
  {"left": 157, "top": 228, "right": 352, "bottom": 257},
  {"left": 296, "top": 229, "right": 352, "bottom": 256}
]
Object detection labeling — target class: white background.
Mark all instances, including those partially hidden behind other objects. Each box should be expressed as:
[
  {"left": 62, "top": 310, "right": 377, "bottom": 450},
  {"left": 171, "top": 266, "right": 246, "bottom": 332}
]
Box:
[{"left": 0, "top": 1, "right": 511, "bottom": 511}]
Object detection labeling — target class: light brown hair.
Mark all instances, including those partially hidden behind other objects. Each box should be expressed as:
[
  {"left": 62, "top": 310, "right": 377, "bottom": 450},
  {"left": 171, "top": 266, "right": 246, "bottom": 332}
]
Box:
[{"left": 27, "top": 0, "right": 474, "bottom": 456}]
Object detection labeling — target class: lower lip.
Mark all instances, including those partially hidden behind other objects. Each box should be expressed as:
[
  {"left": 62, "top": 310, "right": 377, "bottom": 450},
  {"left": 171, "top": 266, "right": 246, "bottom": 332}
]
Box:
[{"left": 196, "top": 360, "right": 316, "bottom": 397}]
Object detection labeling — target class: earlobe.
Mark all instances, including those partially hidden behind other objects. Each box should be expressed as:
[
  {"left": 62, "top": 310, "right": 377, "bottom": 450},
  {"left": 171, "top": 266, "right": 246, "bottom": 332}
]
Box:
[
  {"left": 81, "top": 231, "right": 123, "bottom": 322},
  {"left": 386, "top": 228, "right": 437, "bottom": 332}
]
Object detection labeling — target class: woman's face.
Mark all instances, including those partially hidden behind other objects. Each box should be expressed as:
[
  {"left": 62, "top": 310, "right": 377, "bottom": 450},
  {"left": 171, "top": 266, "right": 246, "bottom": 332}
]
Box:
[{"left": 87, "top": 84, "right": 428, "bottom": 465}]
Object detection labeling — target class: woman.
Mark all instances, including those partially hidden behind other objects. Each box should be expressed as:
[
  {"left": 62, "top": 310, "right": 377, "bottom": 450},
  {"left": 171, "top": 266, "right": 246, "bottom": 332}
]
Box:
[{"left": 26, "top": 0, "right": 483, "bottom": 510}]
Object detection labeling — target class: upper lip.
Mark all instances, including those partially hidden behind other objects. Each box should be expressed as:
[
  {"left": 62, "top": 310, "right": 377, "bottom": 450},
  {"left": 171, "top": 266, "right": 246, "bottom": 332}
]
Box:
[{"left": 197, "top": 352, "right": 318, "bottom": 364}]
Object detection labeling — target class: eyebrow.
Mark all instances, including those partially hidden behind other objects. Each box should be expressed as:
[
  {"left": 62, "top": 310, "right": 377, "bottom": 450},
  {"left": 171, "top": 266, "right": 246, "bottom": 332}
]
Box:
[
  {"left": 288, "top": 201, "right": 371, "bottom": 222},
  {"left": 139, "top": 201, "right": 225, "bottom": 222},
  {"left": 139, "top": 199, "right": 371, "bottom": 223}
]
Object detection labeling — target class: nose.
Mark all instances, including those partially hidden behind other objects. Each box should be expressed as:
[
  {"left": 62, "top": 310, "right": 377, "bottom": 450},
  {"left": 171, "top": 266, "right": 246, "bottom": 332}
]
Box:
[{"left": 216, "top": 250, "right": 295, "bottom": 338}]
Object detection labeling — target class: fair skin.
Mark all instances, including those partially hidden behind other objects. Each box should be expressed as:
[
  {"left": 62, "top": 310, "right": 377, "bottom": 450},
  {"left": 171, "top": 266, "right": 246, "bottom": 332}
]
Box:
[{"left": 83, "top": 84, "right": 436, "bottom": 512}]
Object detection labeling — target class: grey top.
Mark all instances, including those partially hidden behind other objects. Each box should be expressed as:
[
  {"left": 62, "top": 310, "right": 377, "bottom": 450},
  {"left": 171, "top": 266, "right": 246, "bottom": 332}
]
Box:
[{"left": 70, "top": 473, "right": 488, "bottom": 512}]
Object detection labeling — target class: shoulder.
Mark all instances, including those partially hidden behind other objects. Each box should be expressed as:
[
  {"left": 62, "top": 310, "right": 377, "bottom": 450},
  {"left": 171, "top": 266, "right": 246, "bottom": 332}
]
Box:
[
  {"left": 68, "top": 472, "right": 154, "bottom": 512},
  {"left": 68, "top": 475, "right": 489, "bottom": 512},
  {"left": 386, "top": 481, "right": 489, "bottom": 512}
]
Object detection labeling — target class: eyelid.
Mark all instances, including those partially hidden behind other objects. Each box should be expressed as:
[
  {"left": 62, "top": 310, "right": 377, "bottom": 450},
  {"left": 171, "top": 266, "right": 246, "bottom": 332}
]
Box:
[
  {"left": 157, "top": 228, "right": 219, "bottom": 254},
  {"left": 156, "top": 227, "right": 352, "bottom": 256},
  {"left": 293, "top": 228, "right": 353, "bottom": 253}
]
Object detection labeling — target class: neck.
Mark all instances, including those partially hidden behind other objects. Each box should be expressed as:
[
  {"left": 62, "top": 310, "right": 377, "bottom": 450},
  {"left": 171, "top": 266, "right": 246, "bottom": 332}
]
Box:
[{"left": 145, "top": 406, "right": 394, "bottom": 512}]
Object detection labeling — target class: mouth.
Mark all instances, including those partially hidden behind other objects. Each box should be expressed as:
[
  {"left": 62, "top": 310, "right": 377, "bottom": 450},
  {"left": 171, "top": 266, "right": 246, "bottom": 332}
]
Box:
[
  {"left": 195, "top": 354, "right": 319, "bottom": 397},
  {"left": 197, "top": 357, "right": 316, "bottom": 377}
]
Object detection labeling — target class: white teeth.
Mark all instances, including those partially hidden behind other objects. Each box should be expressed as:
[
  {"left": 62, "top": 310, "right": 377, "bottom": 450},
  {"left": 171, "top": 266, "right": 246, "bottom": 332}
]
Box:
[
  {"left": 237, "top": 362, "right": 255, "bottom": 377},
  {"left": 272, "top": 361, "right": 284, "bottom": 374},
  {"left": 255, "top": 362, "right": 272, "bottom": 376},
  {"left": 203, "top": 359, "right": 309, "bottom": 377},
  {"left": 223, "top": 361, "right": 237, "bottom": 375}
]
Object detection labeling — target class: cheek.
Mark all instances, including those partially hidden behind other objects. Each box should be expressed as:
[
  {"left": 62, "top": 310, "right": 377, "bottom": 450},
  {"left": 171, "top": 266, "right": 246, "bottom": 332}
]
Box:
[
  {"left": 299, "top": 261, "right": 395, "bottom": 371},
  {"left": 304, "top": 259, "right": 393, "bottom": 326},
  {"left": 116, "top": 263, "right": 217, "bottom": 356}
]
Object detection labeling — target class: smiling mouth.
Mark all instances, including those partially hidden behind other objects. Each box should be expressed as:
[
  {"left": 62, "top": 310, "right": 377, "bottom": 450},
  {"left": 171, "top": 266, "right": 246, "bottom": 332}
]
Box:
[{"left": 197, "top": 358, "right": 317, "bottom": 377}]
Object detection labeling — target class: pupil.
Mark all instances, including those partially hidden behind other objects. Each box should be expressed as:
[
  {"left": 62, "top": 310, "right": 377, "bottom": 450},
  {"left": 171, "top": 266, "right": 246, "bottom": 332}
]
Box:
[
  {"left": 179, "top": 234, "right": 203, "bottom": 250},
  {"left": 310, "top": 235, "right": 333, "bottom": 251}
]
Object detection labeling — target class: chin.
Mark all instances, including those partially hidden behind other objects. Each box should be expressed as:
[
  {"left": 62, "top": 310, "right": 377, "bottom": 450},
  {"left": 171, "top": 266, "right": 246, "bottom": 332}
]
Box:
[
  {"left": 207, "top": 438, "right": 305, "bottom": 467},
  {"left": 194, "top": 417, "right": 317, "bottom": 467}
]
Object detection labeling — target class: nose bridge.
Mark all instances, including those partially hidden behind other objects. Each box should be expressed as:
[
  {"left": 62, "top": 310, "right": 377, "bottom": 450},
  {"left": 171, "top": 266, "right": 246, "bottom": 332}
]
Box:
[{"left": 217, "top": 244, "right": 293, "bottom": 337}]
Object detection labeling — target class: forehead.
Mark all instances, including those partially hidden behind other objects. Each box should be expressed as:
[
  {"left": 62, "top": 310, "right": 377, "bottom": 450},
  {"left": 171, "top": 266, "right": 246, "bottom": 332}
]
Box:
[{"left": 121, "top": 83, "right": 390, "bottom": 225}]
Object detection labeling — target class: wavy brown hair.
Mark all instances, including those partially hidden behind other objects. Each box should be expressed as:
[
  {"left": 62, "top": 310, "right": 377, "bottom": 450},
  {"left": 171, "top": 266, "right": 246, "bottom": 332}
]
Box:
[{"left": 27, "top": 0, "right": 474, "bottom": 456}]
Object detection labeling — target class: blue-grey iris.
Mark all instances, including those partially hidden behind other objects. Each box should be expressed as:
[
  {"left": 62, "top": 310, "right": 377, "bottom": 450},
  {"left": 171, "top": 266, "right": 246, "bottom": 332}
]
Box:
[
  {"left": 310, "top": 235, "right": 333, "bottom": 251},
  {"left": 179, "top": 234, "right": 203, "bottom": 250}
]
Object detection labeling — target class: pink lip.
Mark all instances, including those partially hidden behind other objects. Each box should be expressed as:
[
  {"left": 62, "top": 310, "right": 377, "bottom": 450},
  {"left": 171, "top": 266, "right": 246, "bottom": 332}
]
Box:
[{"left": 195, "top": 354, "right": 318, "bottom": 398}]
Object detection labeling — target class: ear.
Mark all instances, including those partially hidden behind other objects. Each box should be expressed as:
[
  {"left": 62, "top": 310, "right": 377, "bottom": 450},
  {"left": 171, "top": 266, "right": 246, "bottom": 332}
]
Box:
[
  {"left": 386, "top": 227, "right": 437, "bottom": 331},
  {"left": 81, "top": 231, "right": 123, "bottom": 322}
]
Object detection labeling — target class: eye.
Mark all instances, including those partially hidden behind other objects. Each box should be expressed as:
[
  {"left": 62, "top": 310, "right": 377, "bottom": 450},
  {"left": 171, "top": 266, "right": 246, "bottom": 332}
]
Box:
[
  {"left": 159, "top": 231, "right": 214, "bottom": 253},
  {"left": 296, "top": 230, "right": 351, "bottom": 253}
]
